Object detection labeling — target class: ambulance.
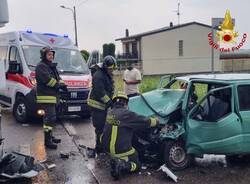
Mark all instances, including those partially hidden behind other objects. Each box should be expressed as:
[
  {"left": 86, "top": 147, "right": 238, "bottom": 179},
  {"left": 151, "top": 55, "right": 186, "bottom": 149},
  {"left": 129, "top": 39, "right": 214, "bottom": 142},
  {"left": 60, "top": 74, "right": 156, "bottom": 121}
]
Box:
[{"left": 0, "top": 31, "right": 92, "bottom": 122}]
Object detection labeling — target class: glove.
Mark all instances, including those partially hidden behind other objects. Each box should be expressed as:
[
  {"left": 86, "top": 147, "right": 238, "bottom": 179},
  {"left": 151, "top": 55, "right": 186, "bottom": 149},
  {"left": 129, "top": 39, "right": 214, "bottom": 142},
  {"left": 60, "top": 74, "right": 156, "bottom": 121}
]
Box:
[
  {"left": 155, "top": 119, "right": 162, "bottom": 129},
  {"left": 106, "top": 100, "right": 113, "bottom": 109}
]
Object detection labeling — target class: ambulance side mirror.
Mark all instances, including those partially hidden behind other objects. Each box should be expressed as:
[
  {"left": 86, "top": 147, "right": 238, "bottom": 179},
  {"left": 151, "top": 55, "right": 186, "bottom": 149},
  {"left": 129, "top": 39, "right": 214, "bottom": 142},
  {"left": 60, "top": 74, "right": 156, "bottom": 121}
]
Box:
[{"left": 8, "top": 61, "right": 22, "bottom": 74}]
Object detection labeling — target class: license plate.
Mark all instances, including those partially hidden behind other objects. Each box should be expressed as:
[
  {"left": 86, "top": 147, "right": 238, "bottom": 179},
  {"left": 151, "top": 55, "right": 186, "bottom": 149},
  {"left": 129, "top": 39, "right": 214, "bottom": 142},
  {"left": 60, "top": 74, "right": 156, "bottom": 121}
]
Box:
[{"left": 68, "top": 106, "right": 81, "bottom": 112}]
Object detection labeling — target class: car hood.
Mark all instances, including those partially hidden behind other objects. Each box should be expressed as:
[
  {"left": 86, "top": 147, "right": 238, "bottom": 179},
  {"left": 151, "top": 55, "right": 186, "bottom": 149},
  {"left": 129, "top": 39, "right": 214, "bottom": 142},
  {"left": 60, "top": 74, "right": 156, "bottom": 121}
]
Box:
[{"left": 128, "top": 89, "right": 185, "bottom": 118}]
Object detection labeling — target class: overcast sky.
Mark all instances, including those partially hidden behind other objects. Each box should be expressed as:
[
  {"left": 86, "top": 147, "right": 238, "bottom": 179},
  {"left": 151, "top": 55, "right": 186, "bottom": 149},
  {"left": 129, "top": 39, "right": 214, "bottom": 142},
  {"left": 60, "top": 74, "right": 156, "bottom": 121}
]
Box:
[{"left": 1, "top": 0, "right": 250, "bottom": 52}]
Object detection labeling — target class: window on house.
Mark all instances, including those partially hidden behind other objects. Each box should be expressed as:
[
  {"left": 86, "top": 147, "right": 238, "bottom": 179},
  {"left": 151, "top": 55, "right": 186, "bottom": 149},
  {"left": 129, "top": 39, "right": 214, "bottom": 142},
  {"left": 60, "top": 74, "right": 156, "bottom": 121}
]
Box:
[
  {"left": 125, "top": 43, "right": 129, "bottom": 55},
  {"left": 179, "top": 40, "right": 183, "bottom": 56},
  {"left": 132, "top": 42, "right": 138, "bottom": 58}
]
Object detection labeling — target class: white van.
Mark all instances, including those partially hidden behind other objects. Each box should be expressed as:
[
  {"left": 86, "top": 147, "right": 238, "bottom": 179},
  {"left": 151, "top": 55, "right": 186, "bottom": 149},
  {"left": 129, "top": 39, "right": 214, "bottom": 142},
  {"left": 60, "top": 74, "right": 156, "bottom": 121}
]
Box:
[{"left": 0, "top": 31, "right": 92, "bottom": 122}]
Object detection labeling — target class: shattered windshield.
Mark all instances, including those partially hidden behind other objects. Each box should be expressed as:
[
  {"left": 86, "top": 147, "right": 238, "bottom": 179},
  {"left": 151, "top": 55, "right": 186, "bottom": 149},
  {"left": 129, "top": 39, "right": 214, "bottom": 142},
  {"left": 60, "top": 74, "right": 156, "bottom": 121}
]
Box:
[
  {"left": 166, "top": 79, "right": 189, "bottom": 90},
  {"left": 22, "top": 45, "right": 89, "bottom": 74}
]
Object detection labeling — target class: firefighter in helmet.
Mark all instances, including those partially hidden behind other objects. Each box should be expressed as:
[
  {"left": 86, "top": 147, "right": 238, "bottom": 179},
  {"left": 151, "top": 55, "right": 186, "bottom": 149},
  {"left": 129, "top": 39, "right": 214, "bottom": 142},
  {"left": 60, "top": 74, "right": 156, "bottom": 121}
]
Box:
[
  {"left": 101, "top": 91, "right": 159, "bottom": 180},
  {"left": 35, "top": 47, "right": 67, "bottom": 149},
  {"left": 87, "top": 55, "right": 116, "bottom": 155}
]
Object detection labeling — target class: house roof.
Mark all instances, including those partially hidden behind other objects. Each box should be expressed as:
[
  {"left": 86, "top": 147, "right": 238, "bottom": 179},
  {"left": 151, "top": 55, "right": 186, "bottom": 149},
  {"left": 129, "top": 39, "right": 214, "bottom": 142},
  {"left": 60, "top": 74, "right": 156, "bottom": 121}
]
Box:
[
  {"left": 116, "top": 22, "right": 212, "bottom": 41},
  {"left": 176, "top": 73, "right": 250, "bottom": 82},
  {"left": 220, "top": 49, "right": 250, "bottom": 59}
]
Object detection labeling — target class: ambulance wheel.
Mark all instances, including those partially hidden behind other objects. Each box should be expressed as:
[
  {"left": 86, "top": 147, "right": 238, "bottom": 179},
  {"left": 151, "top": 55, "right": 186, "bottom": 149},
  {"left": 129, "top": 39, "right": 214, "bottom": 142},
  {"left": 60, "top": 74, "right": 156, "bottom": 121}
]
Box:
[
  {"left": 13, "top": 96, "right": 29, "bottom": 123},
  {"left": 163, "top": 140, "right": 193, "bottom": 171}
]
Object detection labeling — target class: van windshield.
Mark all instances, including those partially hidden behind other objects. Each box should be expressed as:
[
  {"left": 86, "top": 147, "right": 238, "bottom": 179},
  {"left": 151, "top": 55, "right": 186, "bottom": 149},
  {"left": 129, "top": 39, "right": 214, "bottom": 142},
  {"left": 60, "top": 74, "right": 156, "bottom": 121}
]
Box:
[{"left": 22, "top": 45, "right": 89, "bottom": 74}]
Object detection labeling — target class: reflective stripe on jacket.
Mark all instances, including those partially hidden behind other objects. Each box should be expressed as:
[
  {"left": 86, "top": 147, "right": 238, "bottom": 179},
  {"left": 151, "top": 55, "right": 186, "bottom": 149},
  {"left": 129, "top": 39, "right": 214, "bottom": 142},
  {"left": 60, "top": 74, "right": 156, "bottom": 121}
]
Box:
[
  {"left": 35, "top": 60, "right": 60, "bottom": 104},
  {"left": 102, "top": 105, "right": 158, "bottom": 158},
  {"left": 88, "top": 68, "right": 114, "bottom": 110}
]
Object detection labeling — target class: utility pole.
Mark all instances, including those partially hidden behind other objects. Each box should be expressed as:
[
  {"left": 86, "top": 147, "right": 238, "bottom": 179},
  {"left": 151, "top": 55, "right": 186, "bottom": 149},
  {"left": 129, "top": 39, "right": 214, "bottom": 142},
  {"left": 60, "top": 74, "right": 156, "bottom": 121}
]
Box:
[
  {"left": 73, "top": 6, "right": 78, "bottom": 47},
  {"left": 60, "top": 5, "right": 78, "bottom": 47},
  {"left": 60, "top": 0, "right": 89, "bottom": 47},
  {"left": 177, "top": 3, "right": 180, "bottom": 25}
]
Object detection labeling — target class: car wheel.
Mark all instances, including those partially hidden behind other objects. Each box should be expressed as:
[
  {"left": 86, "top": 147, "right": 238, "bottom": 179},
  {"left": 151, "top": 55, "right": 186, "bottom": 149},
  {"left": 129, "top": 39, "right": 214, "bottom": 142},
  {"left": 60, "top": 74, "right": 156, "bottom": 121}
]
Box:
[
  {"left": 164, "top": 140, "right": 193, "bottom": 171},
  {"left": 13, "top": 96, "right": 29, "bottom": 123}
]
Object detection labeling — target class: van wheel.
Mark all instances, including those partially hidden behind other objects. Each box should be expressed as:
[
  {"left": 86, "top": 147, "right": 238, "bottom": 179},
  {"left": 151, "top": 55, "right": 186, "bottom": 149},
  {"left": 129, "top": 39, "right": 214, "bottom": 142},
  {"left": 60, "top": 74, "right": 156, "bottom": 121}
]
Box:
[
  {"left": 163, "top": 140, "right": 193, "bottom": 171},
  {"left": 13, "top": 96, "right": 29, "bottom": 123}
]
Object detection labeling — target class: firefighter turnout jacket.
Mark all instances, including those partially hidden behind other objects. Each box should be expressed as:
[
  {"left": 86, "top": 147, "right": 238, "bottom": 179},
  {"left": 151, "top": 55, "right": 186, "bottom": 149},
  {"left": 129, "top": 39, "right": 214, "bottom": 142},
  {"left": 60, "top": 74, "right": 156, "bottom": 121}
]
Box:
[
  {"left": 35, "top": 59, "right": 63, "bottom": 104},
  {"left": 87, "top": 68, "right": 114, "bottom": 110},
  {"left": 102, "top": 105, "right": 158, "bottom": 158}
]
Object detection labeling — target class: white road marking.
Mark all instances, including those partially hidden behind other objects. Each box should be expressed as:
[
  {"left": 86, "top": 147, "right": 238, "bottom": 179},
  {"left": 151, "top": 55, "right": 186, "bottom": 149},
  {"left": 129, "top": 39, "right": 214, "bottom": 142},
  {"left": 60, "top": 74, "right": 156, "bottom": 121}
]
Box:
[{"left": 63, "top": 122, "right": 77, "bottom": 136}]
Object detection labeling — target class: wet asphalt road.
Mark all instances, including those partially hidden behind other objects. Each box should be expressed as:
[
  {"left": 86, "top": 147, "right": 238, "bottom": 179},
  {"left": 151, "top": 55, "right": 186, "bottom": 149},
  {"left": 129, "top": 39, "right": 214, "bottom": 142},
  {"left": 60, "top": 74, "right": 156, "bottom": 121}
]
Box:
[{"left": 2, "top": 109, "right": 250, "bottom": 184}]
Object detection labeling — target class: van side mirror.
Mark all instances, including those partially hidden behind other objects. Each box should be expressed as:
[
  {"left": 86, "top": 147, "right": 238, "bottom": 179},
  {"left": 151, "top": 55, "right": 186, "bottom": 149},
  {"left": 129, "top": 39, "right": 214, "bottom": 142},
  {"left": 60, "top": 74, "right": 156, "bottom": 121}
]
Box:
[{"left": 8, "top": 61, "right": 22, "bottom": 74}]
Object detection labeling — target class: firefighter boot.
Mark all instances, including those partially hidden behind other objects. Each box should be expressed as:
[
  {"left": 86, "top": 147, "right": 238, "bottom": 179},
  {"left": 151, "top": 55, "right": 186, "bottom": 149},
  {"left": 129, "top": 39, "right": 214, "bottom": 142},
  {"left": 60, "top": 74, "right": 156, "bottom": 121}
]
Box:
[
  {"left": 110, "top": 158, "right": 130, "bottom": 180},
  {"left": 52, "top": 136, "right": 61, "bottom": 144},
  {"left": 51, "top": 132, "right": 61, "bottom": 144},
  {"left": 44, "top": 131, "right": 57, "bottom": 149},
  {"left": 95, "top": 134, "right": 103, "bottom": 154}
]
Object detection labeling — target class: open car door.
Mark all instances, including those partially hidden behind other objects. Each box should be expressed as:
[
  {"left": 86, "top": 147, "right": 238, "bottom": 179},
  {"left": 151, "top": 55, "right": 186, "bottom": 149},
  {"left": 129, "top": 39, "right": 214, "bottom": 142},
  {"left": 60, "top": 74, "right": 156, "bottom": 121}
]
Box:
[{"left": 186, "top": 85, "right": 242, "bottom": 155}]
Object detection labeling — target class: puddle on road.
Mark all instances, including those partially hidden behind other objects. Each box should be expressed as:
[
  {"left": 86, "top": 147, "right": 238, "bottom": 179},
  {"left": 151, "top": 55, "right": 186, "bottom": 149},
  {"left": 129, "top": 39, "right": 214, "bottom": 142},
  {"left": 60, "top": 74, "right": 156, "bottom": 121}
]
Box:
[{"left": 31, "top": 128, "right": 50, "bottom": 184}]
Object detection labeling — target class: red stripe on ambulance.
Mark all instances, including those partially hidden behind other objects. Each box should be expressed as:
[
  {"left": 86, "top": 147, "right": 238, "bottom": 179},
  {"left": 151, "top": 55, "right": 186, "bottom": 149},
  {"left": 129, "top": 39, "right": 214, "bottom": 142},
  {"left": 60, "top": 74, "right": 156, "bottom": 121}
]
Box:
[{"left": 7, "top": 74, "right": 33, "bottom": 88}]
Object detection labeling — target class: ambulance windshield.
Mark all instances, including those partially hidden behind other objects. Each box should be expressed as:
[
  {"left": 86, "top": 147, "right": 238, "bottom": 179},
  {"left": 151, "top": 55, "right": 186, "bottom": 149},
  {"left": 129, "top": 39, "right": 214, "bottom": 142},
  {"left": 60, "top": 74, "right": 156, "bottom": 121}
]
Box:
[{"left": 22, "top": 45, "right": 89, "bottom": 74}]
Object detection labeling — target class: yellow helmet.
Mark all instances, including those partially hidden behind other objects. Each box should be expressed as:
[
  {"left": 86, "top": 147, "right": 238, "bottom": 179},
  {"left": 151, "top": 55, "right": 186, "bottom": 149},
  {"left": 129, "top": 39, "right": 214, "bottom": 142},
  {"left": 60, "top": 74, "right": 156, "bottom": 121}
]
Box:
[{"left": 112, "top": 91, "right": 129, "bottom": 102}]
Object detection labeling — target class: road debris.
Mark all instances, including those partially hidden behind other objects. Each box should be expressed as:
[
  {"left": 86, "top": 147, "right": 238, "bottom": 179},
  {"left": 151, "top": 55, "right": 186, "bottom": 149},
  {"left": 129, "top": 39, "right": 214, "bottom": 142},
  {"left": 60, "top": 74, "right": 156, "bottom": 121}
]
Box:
[
  {"left": 46, "top": 163, "right": 56, "bottom": 170},
  {"left": 0, "top": 152, "right": 44, "bottom": 179},
  {"left": 141, "top": 165, "right": 147, "bottom": 170},
  {"left": 79, "top": 144, "right": 96, "bottom": 158},
  {"left": 60, "top": 152, "right": 70, "bottom": 159},
  {"left": 158, "top": 164, "right": 178, "bottom": 182},
  {"left": 21, "top": 124, "right": 29, "bottom": 127}
]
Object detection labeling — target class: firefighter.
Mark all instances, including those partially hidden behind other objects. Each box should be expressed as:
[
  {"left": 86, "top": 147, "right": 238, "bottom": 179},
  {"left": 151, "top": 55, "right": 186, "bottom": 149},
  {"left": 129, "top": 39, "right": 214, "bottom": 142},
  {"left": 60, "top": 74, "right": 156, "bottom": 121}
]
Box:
[
  {"left": 101, "top": 91, "right": 159, "bottom": 180},
  {"left": 87, "top": 55, "right": 116, "bottom": 155},
  {"left": 35, "top": 47, "right": 67, "bottom": 149}
]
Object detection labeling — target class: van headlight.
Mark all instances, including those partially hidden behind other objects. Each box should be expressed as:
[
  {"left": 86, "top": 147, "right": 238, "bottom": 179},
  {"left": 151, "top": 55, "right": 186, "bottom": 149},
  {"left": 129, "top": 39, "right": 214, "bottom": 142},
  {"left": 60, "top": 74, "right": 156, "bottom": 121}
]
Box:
[{"left": 37, "top": 109, "right": 45, "bottom": 116}]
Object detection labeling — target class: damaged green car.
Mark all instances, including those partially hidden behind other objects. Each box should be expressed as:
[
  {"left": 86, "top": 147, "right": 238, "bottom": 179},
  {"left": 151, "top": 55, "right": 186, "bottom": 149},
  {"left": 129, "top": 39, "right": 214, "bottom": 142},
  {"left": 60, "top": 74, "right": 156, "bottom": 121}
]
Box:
[{"left": 128, "top": 73, "right": 250, "bottom": 170}]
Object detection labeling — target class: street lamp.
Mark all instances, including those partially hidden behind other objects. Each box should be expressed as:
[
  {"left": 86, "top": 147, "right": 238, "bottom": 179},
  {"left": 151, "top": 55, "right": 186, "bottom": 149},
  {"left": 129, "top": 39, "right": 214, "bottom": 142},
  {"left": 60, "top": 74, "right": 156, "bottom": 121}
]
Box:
[{"left": 60, "top": 5, "right": 78, "bottom": 47}]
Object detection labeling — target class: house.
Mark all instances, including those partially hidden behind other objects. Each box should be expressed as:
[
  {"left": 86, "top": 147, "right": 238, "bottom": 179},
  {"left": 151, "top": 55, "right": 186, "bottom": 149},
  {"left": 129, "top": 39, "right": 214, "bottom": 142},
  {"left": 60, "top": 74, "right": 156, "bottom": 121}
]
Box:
[
  {"left": 116, "top": 22, "right": 221, "bottom": 75},
  {"left": 220, "top": 49, "right": 250, "bottom": 72}
]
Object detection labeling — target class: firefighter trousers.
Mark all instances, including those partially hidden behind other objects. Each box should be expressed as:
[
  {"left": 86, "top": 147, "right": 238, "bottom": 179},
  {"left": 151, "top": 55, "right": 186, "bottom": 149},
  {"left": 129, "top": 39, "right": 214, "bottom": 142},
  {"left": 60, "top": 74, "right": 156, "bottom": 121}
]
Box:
[
  {"left": 91, "top": 108, "right": 107, "bottom": 152},
  {"left": 41, "top": 104, "right": 57, "bottom": 132},
  {"left": 118, "top": 150, "right": 141, "bottom": 172}
]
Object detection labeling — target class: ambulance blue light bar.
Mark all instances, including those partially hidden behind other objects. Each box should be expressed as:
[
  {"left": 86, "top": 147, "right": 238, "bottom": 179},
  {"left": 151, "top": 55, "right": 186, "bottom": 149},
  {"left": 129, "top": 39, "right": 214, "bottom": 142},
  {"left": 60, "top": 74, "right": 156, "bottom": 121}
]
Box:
[
  {"left": 24, "top": 30, "right": 69, "bottom": 38},
  {"left": 43, "top": 33, "right": 69, "bottom": 38},
  {"left": 43, "top": 33, "right": 59, "bottom": 37}
]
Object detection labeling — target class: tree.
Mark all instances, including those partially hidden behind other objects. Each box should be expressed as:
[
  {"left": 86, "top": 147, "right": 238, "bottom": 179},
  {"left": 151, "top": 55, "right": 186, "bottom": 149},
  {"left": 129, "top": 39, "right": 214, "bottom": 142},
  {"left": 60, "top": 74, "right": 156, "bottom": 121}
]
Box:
[
  {"left": 102, "top": 43, "right": 116, "bottom": 58},
  {"left": 80, "top": 50, "right": 89, "bottom": 62},
  {"left": 109, "top": 43, "right": 116, "bottom": 57},
  {"left": 103, "top": 44, "right": 109, "bottom": 57}
]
